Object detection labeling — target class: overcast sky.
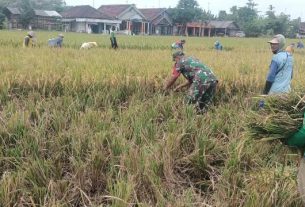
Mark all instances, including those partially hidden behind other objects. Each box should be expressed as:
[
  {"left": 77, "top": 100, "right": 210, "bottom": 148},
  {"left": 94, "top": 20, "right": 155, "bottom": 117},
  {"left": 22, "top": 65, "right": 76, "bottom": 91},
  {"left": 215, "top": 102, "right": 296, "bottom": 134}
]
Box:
[{"left": 64, "top": 0, "right": 305, "bottom": 20}]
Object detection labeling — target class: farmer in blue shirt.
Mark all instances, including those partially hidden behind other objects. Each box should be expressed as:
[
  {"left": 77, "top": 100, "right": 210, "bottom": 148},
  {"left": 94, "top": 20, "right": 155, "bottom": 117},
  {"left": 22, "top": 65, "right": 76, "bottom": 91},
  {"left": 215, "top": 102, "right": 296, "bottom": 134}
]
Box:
[
  {"left": 48, "top": 34, "right": 64, "bottom": 48},
  {"left": 263, "top": 34, "right": 293, "bottom": 95},
  {"left": 214, "top": 40, "right": 223, "bottom": 51},
  {"left": 297, "top": 41, "right": 304, "bottom": 49}
]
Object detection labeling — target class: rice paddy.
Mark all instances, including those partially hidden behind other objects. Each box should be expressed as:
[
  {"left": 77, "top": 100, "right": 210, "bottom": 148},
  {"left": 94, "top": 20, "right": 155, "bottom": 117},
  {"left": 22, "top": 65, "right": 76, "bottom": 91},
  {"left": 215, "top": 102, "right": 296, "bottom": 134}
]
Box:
[{"left": 0, "top": 30, "right": 305, "bottom": 206}]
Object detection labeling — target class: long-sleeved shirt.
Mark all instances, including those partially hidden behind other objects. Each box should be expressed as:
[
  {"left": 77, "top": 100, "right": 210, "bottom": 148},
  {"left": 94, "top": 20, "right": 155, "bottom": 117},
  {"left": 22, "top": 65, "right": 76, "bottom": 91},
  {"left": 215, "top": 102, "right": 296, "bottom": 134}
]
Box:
[{"left": 266, "top": 51, "right": 293, "bottom": 94}]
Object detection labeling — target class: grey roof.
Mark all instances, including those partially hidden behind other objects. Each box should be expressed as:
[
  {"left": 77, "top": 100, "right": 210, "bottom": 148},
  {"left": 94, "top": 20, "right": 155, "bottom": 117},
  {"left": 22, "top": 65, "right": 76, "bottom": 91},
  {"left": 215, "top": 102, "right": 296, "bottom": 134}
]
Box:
[
  {"left": 98, "top": 4, "right": 132, "bottom": 18},
  {"left": 61, "top": 5, "right": 112, "bottom": 19},
  {"left": 98, "top": 4, "right": 145, "bottom": 20},
  {"left": 44, "top": 11, "right": 62, "bottom": 17},
  {"left": 6, "top": 7, "right": 61, "bottom": 17},
  {"left": 208, "top": 21, "right": 239, "bottom": 29},
  {"left": 35, "top": 10, "right": 62, "bottom": 17},
  {"left": 139, "top": 8, "right": 167, "bottom": 21},
  {"left": 6, "top": 7, "right": 21, "bottom": 15}
]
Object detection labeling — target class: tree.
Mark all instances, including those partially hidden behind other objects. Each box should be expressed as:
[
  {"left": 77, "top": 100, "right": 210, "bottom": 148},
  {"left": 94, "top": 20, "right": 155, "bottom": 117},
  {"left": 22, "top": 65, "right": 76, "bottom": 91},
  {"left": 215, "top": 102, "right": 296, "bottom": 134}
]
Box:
[
  {"left": 19, "top": 0, "right": 35, "bottom": 28},
  {"left": 201, "top": 10, "right": 215, "bottom": 21},
  {"left": 244, "top": 18, "right": 265, "bottom": 37},
  {"left": 32, "top": 0, "right": 66, "bottom": 12},
  {"left": 266, "top": 5, "right": 276, "bottom": 19},
  {"left": 227, "top": 6, "right": 238, "bottom": 22},
  {"left": 171, "top": 0, "right": 203, "bottom": 35},
  {"left": 218, "top": 10, "right": 227, "bottom": 20},
  {"left": 0, "top": 0, "right": 66, "bottom": 12},
  {"left": 286, "top": 18, "right": 301, "bottom": 38},
  {"left": 246, "top": 0, "right": 258, "bottom": 10}
]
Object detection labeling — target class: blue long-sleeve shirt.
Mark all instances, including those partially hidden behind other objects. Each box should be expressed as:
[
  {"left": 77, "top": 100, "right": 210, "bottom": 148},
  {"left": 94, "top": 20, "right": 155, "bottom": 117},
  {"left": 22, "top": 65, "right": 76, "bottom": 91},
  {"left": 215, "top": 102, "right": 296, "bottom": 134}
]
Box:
[
  {"left": 267, "top": 57, "right": 293, "bottom": 82},
  {"left": 266, "top": 60, "right": 279, "bottom": 82},
  {"left": 266, "top": 51, "right": 293, "bottom": 94}
]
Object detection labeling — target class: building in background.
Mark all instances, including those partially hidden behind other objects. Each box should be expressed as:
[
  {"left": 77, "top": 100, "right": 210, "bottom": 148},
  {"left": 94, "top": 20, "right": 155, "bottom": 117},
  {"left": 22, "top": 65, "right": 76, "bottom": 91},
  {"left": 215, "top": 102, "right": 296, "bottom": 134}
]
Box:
[
  {"left": 98, "top": 4, "right": 148, "bottom": 35},
  {"left": 298, "top": 22, "right": 305, "bottom": 38},
  {"left": 4, "top": 7, "right": 62, "bottom": 30},
  {"left": 174, "top": 20, "right": 240, "bottom": 37},
  {"left": 61, "top": 5, "right": 121, "bottom": 33},
  {"left": 139, "top": 8, "right": 173, "bottom": 35}
]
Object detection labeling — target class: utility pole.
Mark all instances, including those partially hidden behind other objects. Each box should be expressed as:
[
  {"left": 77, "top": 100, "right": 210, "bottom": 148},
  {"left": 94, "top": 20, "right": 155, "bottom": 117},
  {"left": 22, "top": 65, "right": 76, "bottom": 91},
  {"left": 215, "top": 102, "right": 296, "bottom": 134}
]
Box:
[{"left": 92, "top": 0, "right": 95, "bottom": 8}]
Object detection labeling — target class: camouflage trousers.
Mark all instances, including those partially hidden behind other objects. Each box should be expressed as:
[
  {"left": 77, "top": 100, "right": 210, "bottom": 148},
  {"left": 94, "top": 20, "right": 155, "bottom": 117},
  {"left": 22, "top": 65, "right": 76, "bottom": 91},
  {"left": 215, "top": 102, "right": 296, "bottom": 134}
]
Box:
[{"left": 186, "top": 79, "right": 218, "bottom": 111}]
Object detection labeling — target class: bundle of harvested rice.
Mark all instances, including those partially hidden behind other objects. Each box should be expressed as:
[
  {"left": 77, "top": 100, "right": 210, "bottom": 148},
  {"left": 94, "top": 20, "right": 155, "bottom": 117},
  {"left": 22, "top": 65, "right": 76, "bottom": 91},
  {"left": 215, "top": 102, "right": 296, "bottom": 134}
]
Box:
[{"left": 247, "top": 93, "right": 305, "bottom": 141}]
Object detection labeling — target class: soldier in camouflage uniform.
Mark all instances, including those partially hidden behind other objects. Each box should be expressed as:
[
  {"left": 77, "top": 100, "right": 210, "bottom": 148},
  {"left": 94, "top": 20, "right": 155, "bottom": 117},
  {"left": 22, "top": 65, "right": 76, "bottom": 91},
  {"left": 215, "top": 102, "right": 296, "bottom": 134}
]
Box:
[{"left": 164, "top": 51, "right": 218, "bottom": 111}]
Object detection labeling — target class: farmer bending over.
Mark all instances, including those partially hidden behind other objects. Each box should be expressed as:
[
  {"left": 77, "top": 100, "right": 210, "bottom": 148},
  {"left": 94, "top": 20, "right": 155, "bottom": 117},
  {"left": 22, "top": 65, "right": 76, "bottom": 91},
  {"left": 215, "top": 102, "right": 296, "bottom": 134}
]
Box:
[
  {"left": 297, "top": 41, "right": 304, "bottom": 49},
  {"left": 171, "top": 39, "right": 186, "bottom": 51},
  {"left": 214, "top": 40, "right": 223, "bottom": 51},
  {"left": 164, "top": 51, "right": 218, "bottom": 112},
  {"left": 48, "top": 34, "right": 64, "bottom": 48},
  {"left": 23, "top": 31, "right": 36, "bottom": 48}
]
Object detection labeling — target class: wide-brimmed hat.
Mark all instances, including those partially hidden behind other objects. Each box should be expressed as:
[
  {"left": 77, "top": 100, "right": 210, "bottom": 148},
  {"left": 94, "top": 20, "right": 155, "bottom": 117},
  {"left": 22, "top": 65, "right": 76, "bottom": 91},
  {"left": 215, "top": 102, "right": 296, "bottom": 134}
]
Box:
[
  {"left": 27, "top": 31, "right": 35, "bottom": 37},
  {"left": 58, "top": 34, "right": 64, "bottom": 38},
  {"left": 268, "top": 34, "right": 286, "bottom": 49}
]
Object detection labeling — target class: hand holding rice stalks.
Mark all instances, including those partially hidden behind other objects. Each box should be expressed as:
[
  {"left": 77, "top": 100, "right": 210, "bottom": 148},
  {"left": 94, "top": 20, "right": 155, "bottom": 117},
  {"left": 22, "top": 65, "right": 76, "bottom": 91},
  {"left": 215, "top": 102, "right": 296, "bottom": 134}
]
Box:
[{"left": 247, "top": 93, "right": 305, "bottom": 141}]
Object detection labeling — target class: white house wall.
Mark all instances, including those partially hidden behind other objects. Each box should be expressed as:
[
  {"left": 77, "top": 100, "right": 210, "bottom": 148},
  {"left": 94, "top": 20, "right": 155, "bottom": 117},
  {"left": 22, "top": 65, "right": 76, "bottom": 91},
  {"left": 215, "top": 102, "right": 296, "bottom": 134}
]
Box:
[{"left": 75, "top": 22, "right": 86, "bottom": 32}]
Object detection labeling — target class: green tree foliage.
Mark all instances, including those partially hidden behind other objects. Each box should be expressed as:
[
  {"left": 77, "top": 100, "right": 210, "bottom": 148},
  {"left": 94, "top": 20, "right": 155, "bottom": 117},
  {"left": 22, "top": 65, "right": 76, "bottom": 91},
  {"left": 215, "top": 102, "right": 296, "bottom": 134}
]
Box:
[
  {"left": 201, "top": 10, "right": 215, "bottom": 21},
  {"left": 213, "top": 1, "right": 300, "bottom": 37},
  {"left": 32, "top": 0, "right": 66, "bottom": 12},
  {"left": 218, "top": 10, "right": 228, "bottom": 21},
  {"left": 171, "top": 0, "right": 203, "bottom": 24},
  {"left": 287, "top": 18, "right": 302, "bottom": 38},
  {"left": 19, "top": 0, "right": 35, "bottom": 28},
  {"left": 170, "top": 0, "right": 203, "bottom": 35},
  {"left": 0, "top": 0, "right": 65, "bottom": 12}
]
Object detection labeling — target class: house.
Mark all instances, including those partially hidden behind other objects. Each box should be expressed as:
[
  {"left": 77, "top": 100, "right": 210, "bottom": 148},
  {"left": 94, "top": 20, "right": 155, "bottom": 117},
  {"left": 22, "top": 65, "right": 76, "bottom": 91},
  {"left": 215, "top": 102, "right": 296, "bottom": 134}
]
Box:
[
  {"left": 60, "top": 5, "right": 121, "bottom": 33},
  {"left": 139, "top": 8, "right": 173, "bottom": 35},
  {"left": 298, "top": 22, "right": 305, "bottom": 38},
  {"left": 4, "top": 7, "right": 62, "bottom": 30},
  {"left": 175, "top": 20, "right": 240, "bottom": 37},
  {"left": 98, "top": 4, "right": 148, "bottom": 35},
  {"left": 175, "top": 21, "right": 210, "bottom": 36},
  {"left": 208, "top": 21, "right": 240, "bottom": 37}
]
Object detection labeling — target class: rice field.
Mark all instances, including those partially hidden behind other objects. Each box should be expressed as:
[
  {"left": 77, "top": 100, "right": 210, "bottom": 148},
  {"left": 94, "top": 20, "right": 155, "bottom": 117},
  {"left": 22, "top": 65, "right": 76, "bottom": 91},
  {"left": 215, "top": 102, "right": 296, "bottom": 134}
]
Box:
[{"left": 0, "top": 30, "right": 305, "bottom": 206}]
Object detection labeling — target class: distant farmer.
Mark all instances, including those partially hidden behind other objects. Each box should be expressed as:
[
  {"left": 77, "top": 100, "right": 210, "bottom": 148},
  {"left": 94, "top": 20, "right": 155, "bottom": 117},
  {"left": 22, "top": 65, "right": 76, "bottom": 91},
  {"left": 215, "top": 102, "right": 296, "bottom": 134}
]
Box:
[
  {"left": 23, "top": 31, "right": 36, "bottom": 48},
  {"left": 214, "top": 40, "right": 223, "bottom": 51},
  {"left": 263, "top": 34, "right": 293, "bottom": 95},
  {"left": 80, "top": 42, "right": 98, "bottom": 50},
  {"left": 164, "top": 51, "right": 218, "bottom": 112},
  {"left": 285, "top": 43, "right": 295, "bottom": 54},
  {"left": 297, "top": 41, "right": 304, "bottom": 49},
  {"left": 48, "top": 34, "right": 64, "bottom": 48},
  {"left": 110, "top": 26, "right": 118, "bottom": 49},
  {"left": 171, "top": 39, "right": 186, "bottom": 51}
]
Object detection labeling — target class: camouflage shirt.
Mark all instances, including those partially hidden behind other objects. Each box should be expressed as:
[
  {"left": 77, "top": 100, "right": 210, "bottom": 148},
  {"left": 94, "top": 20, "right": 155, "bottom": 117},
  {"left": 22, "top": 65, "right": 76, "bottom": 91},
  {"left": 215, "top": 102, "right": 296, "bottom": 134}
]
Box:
[{"left": 172, "top": 56, "right": 217, "bottom": 83}]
